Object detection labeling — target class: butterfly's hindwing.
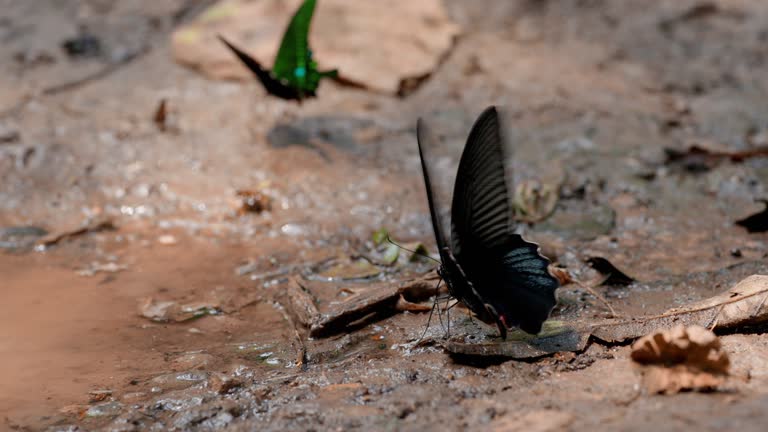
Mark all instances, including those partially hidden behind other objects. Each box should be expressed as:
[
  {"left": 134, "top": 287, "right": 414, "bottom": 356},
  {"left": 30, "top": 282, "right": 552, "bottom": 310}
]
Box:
[
  {"left": 472, "top": 237, "right": 559, "bottom": 334},
  {"left": 218, "top": 35, "right": 302, "bottom": 100}
]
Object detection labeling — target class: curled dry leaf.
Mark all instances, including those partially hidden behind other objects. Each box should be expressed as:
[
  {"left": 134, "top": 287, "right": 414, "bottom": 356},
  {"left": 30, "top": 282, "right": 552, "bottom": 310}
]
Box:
[
  {"left": 153, "top": 99, "right": 167, "bottom": 131},
  {"left": 631, "top": 325, "right": 729, "bottom": 394},
  {"left": 735, "top": 200, "right": 768, "bottom": 233},
  {"left": 585, "top": 256, "right": 636, "bottom": 286},
  {"left": 512, "top": 179, "right": 559, "bottom": 223},
  {"left": 396, "top": 294, "right": 432, "bottom": 312},
  {"left": 236, "top": 189, "right": 272, "bottom": 214},
  {"left": 548, "top": 265, "right": 573, "bottom": 286}
]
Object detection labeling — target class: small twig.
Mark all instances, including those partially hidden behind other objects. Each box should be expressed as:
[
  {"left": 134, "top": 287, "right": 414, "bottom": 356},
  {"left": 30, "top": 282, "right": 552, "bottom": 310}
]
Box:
[
  {"left": 576, "top": 280, "right": 618, "bottom": 318},
  {"left": 36, "top": 218, "right": 115, "bottom": 249},
  {"left": 42, "top": 50, "right": 145, "bottom": 96}
]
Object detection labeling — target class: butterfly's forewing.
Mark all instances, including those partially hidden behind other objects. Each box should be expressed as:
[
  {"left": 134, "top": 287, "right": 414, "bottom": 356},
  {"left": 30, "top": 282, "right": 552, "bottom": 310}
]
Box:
[
  {"left": 418, "top": 117, "right": 497, "bottom": 325},
  {"left": 218, "top": 35, "right": 301, "bottom": 100},
  {"left": 416, "top": 119, "right": 453, "bottom": 255},
  {"left": 450, "top": 107, "right": 515, "bottom": 254},
  {"left": 272, "top": 0, "right": 316, "bottom": 94},
  {"left": 451, "top": 107, "right": 559, "bottom": 334}
]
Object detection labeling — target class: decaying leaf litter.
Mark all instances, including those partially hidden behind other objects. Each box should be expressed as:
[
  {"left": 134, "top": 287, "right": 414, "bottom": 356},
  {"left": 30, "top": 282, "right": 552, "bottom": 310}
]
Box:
[{"left": 2, "top": 0, "right": 768, "bottom": 430}]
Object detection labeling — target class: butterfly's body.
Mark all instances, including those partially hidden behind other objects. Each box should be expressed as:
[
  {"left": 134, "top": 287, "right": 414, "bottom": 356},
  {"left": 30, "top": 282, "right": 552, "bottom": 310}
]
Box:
[
  {"left": 219, "top": 0, "right": 337, "bottom": 101},
  {"left": 417, "top": 107, "right": 559, "bottom": 338}
]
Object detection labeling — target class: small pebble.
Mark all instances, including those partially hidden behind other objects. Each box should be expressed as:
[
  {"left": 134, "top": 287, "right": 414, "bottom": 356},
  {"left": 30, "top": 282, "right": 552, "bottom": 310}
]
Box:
[{"left": 158, "top": 234, "right": 177, "bottom": 245}]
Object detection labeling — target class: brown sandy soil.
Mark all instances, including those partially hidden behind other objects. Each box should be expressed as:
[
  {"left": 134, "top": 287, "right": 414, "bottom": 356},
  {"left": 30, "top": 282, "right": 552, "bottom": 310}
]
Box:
[{"left": 2, "top": 0, "right": 768, "bottom": 430}]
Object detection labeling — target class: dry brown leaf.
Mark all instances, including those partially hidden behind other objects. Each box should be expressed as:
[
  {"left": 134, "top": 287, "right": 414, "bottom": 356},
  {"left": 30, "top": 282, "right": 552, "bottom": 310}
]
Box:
[
  {"left": 395, "top": 294, "right": 433, "bottom": 312},
  {"left": 306, "top": 275, "right": 438, "bottom": 337},
  {"left": 631, "top": 325, "right": 729, "bottom": 371},
  {"left": 631, "top": 325, "right": 729, "bottom": 394},
  {"left": 171, "top": 0, "right": 460, "bottom": 94}
]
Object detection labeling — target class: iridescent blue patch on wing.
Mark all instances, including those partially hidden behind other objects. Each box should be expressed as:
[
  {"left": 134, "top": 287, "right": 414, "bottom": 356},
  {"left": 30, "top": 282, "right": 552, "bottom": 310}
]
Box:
[{"left": 294, "top": 67, "right": 306, "bottom": 78}]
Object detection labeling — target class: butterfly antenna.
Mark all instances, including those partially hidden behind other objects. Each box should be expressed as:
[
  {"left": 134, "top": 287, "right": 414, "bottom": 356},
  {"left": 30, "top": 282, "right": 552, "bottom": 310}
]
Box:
[
  {"left": 385, "top": 236, "right": 441, "bottom": 265},
  {"left": 576, "top": 279, "right": 618, "bottom": 318}
]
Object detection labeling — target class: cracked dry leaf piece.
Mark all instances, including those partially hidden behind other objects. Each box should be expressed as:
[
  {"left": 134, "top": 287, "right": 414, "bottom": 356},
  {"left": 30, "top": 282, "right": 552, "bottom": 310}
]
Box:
[{"left": 631, "top": 325, "right": 729, "bottom": 394}]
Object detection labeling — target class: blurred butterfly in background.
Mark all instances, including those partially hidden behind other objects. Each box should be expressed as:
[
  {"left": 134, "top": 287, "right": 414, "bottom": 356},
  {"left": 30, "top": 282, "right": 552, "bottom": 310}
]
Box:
[
  {"left": 218, "top": 0, "right": 338, "bottom": 101},
  {"left": 416, "top": 106, "right": 559, "bottom": 338}
]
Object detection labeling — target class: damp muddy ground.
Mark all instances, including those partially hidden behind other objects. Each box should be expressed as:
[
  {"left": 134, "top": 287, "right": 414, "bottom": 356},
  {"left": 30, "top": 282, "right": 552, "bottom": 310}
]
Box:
[{"left": 2, "top": 0, "right": 768, "bottom": 430}]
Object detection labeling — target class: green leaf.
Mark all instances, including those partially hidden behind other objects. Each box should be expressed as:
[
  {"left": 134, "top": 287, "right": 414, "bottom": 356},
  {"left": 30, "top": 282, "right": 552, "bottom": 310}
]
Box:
[
  {"left": 405, "top": 242, "right": 429, "bottom": 262},
  {"left": 382, "top": 243, "right": 400, "bottom": 265},
  {"left": 372, "top": 227, "right": 389, "bottom": 245}
]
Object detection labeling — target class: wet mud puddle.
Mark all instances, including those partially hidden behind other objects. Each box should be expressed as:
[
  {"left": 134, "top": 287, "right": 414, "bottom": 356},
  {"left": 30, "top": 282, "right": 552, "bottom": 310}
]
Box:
[{"left": 0, "top": 234, "right": 295, "bottom": 427}]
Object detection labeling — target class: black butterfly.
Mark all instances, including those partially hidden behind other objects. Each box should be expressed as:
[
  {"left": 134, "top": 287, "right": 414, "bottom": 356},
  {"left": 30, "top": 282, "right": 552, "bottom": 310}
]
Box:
[{"left": 416, "top": 106, "right": 559, "bottom": 338}]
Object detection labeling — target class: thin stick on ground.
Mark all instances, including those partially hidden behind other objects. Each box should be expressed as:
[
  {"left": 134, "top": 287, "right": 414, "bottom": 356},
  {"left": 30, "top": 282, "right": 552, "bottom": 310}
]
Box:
[{"left": 576, "top": 280, "right": 618, "bottom": 318}]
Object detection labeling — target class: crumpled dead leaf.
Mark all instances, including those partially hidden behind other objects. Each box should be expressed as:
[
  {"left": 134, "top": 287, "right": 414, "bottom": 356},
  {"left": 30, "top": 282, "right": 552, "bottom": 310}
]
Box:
[
  {"left": 631, "top": 325, "right": 729, "bottom": 394},
  {"left": 171, "top": 0, "right": 460, "bottom": 94}
]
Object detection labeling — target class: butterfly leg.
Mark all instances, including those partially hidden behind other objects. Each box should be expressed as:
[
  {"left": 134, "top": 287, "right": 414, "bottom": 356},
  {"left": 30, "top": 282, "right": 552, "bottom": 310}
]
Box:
[
  {"left": 485, "top": 304, "right": 508, "bottom": 340},
  {"left": 445, "top": 296, "right": 452, "bottom": 338},
  {"left": 418, "top": 278, "right": 443, "bottom": 342}
]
